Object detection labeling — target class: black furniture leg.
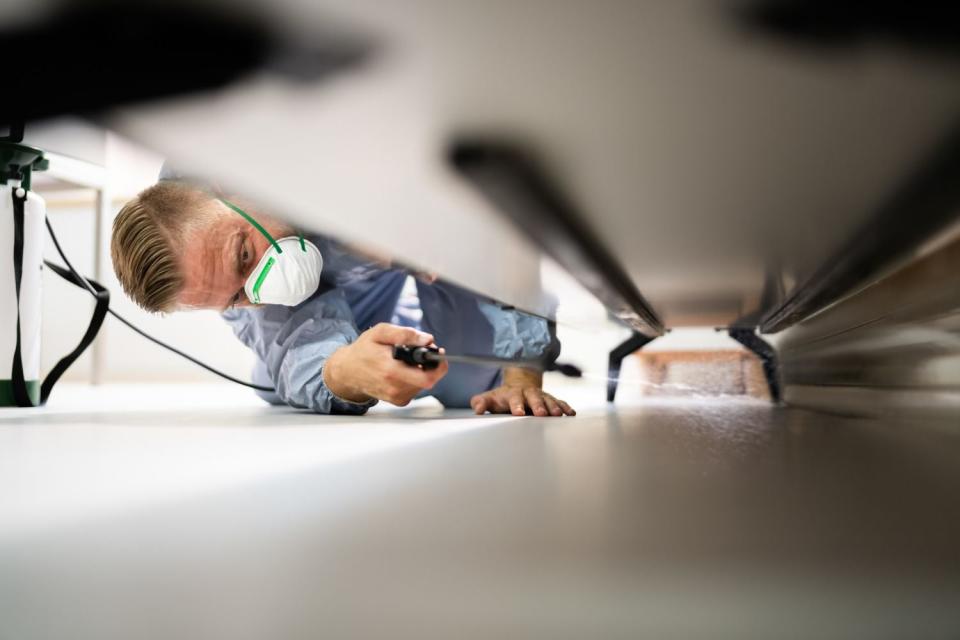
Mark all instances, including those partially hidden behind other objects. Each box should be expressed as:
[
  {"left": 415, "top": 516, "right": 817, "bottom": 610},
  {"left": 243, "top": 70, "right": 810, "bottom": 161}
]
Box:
[
  {"left": 607, "top": 332, "right": 657, "bottom": 402},
  {"left": 728, "top": 327, "right": 781, "bottom": 403}
]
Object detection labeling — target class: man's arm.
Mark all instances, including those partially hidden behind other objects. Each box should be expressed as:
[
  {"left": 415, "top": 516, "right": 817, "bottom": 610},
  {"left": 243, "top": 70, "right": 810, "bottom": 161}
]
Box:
[
  {"left": 223, "top": 290, "right": 376, "bottom": 414},
  {"left": 472, "top": 303, "right": 575, "bottom": 416},
  {"left": 323, "top": 323, "right": 448, "bottom": 407},
  {"left": 225, "top": 290, "right": 449, "bottom": 413}
]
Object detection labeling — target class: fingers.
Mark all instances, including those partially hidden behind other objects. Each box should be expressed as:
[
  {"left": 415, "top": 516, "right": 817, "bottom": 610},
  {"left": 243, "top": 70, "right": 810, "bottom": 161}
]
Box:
[
  {"left": 523, "top": 387, "right": 549, "bottom": 417},
  {"left": 508, "top": 388, "right": 526, "bottom": 416},
  {"left": 470, "top": 387, "right": 511, "bottom": 413},
  {"left": 378, "top": 344, "right": 448, "bottom": 406},
  {"left": 383, "top": 383, "right": 420, "bottom": 406},
  {"left": 471, "top": 389, "right": 576, "bottom": 418},
  {"left": 477, "top": 391, "right": 510, "bottom": 415},
  {"left": 540, "top": 393, "right": 576, "bottom": 416},
  {"left": 557, "top": 398, "right": 576, "bottom": 416},
  {"left": 473, "top": 391, "right": 510, "bottom": 414},
  {"left": 542, "top": 393, "right": 563, "bottom": 417},
  {"left": 528, "top": 390, "right": 575, "bottom": 417},
  {"left": 470, "top": 394, "right": 488, "bottom": 415},
  {"left": 388, "top": 358, "right": 448, "bottom": 390},
  {"left": 368, "top": 322, "right": 434, "bottom": 347}
]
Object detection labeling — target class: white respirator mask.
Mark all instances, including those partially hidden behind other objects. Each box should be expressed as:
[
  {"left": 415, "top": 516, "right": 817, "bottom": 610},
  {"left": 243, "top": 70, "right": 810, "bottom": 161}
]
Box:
[{"left": 220, "top": 198, "right": 323, "bottom": 306}]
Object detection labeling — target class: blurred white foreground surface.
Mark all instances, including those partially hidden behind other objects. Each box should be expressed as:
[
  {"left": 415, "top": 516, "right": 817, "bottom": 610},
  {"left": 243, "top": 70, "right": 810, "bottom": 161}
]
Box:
[{"left": 2, "top": 382, "right": 959, "bottom": 639}]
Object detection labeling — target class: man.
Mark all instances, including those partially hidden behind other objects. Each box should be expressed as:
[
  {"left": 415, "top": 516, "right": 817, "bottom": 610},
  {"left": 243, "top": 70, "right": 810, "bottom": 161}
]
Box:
[{"left": 110, "top": 177, "right": 575, "bottom": 417}]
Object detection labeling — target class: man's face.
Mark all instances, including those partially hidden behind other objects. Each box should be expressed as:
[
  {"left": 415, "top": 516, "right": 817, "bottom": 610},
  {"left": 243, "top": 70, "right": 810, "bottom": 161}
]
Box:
[{"left": 178, "top": 199, "right": 296, "bottom": 310}]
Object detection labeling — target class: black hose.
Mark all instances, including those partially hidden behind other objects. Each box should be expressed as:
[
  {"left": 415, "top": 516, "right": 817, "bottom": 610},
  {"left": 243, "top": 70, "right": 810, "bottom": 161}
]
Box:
[{"left": 45, "top": 217, "right": 275, "bottom": 393}]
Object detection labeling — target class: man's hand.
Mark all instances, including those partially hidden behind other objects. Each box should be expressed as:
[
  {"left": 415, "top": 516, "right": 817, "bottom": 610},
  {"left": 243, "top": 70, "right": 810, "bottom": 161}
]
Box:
[
  {"left": 470, "top": 367, "right": 576, "bottom": 417},
  {"left": 324, "top": 323, "right": 449, "bottom": 406}
]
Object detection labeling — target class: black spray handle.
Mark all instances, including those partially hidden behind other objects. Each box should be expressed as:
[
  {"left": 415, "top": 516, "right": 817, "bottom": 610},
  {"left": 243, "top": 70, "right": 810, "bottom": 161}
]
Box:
[{"left": 392, "top": 344, "right": 441, "bottom": 370}]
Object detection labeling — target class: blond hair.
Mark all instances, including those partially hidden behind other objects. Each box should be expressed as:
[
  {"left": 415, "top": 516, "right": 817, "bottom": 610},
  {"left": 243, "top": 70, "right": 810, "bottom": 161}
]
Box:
[{"left": 111, "top": 181, "right": 211, "bottom": 312}]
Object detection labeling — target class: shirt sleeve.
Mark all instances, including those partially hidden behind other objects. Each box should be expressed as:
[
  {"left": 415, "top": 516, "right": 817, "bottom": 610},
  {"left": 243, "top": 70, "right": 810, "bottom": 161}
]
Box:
[
  {"left": 222, "top": 288, "right": 378, "bottom": 414},
  {"left": 478, "top": 300, "right": 560, "bottom": 363}
]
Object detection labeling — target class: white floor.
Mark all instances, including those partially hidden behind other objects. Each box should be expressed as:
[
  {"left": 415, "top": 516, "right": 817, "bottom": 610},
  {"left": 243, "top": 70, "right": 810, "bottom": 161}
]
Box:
[
  {"left": 0, "top": 383, "right": 529, "bottom": 540},
  {"left": 2, "top": 382, "right": 958, "bottom": 639}
]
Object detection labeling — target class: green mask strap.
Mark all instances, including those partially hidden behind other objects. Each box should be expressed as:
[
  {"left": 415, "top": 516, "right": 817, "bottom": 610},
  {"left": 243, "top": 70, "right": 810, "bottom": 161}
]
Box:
[
  {"left": 250, "top": 256, "right": 275, "bottom": 304},
  {"left": 220, "top": 198, "right": 282, "bottom": 254}
]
